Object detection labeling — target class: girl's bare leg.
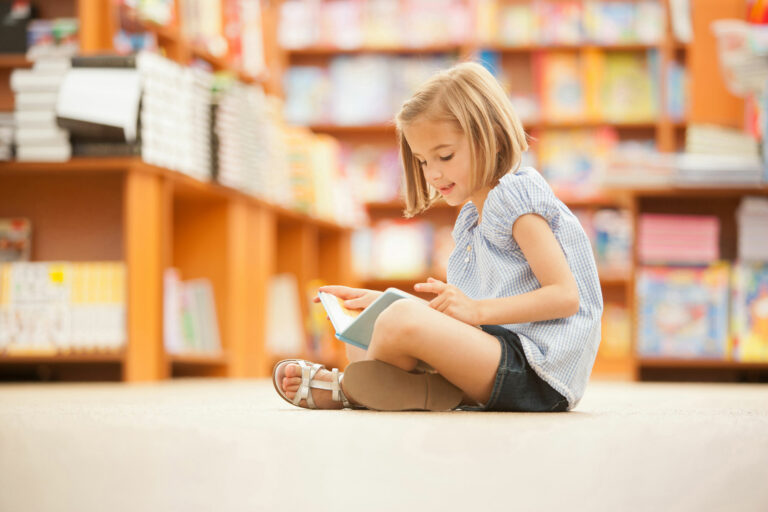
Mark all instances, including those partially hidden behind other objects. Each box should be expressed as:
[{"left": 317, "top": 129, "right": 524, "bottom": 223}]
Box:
[
  {"left": 364, "top": 299, "right": 501, "bottom": 404},
  {"left": 280, "top": 299, "right": 501, "bottom": 408}
]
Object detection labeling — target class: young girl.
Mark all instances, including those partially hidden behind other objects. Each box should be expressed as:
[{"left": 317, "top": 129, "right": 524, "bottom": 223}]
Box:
[{"left": 273, "top": 62, "right": 603, "bottom": 412}]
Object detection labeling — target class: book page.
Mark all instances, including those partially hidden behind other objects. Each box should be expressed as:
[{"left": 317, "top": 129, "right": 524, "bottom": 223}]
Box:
[{"left": 318, "top": 292, "right": 360, "bottom": 333}]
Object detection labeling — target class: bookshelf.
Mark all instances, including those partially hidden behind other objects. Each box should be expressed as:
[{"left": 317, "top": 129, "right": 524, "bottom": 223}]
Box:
[
  {"left": 0, "top": 157, "right": 354, "bottom": 381},
  {"left": 0, "top": 0, "right": 355, "bottom": 382},
  {"left": 275, "top": 0, "right": 761, "bottom": 381}
]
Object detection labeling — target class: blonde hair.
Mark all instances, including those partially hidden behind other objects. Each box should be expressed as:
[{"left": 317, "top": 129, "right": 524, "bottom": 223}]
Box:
[{"left": 395, "top": 61, "right": 528, "bottom": 218}]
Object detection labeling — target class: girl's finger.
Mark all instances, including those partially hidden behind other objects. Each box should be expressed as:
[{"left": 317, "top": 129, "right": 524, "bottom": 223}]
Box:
[
  {"left": 318, "top": 285, "right": 365, "bottom": 299},
  {"left": 414, "top": 280, "right": 446, "bottom": 294}
]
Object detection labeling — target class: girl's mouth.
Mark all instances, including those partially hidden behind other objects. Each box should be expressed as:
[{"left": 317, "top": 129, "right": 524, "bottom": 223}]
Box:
[{"left": 439, "top": 183, "right": 455, "bottom": 195}]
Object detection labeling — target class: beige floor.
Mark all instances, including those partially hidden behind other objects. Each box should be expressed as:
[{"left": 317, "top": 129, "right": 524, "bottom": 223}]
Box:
[{"left": 0, "top": 378, "right": 766, "bottom": 512}]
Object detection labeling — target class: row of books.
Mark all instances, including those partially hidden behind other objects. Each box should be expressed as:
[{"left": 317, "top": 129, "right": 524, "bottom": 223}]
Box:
[
  {"left": 278, "top": 0, "right": 469, "bottom": 50},
  {"left": 0, "top": 262, "right": 126, "bottom": 354},
  {"left": 266, "top": 275, "right": 345, "bottom": 362},
  {"left": 352, "top": 209, "right": 632, "bottom": 282},
  {"left": 6, "top": 50, "right": 367, "bottom": 227},
  {"left": 163, "top": 269, "right": 221, "bottom": 355},
  {"left": 538, "top": 50, "right": 661, "bottom": 123},
  {"left": 604, "top": 130, "right": 766, "bottom": 187},
  {"left": 637, "top": 262, "right": 768, "bottom": 362},
  {"left": 484, "top": 47, "right": 686, "bottom": 122},
  {"left": 277, "top": 0, "right": 679, "bottom": 49},
  {"left": 638, "top": 199, "right": 768, "bottom": 265},
  {"left": 352, "top": 220, "right": 453, "bottom": 281},
  {"left": 572, "top": 208, "right": 632, "bottom": 276},
  {"left": 179, "top": 0, "right": 266, "bottom": 77},
  {"left": 477, "top": 0, "right": 665, "bottom": 47},
  {"left": 283, "top": 55, "right": 456, "bottom": 126}
]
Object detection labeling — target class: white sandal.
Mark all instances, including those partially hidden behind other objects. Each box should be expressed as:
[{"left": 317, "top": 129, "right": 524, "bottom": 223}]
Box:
[{"left": 272, "top": 359, "right": 353, "bottom": 409}]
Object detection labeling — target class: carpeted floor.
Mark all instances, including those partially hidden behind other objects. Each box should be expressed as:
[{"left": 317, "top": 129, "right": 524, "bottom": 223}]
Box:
[{"left": 0, "top": 378, "right": 766, "bottom": 512}]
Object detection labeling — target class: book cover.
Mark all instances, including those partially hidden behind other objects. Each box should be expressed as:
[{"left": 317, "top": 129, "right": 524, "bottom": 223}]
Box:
[
  {"left": 0, "top": 218, "right": 32, "bottom": 262},
  {"left": 637, "top": 263, "right": 730, "bottom": 358},
  {"left": 540, "top": 52, "right": 584, "bottom": 121},
  {"left": 318, "top": 287, "right": 426, "bottom": 349},
  {"left": 731, "top": 262, "right": 768, "bottom": 361}
]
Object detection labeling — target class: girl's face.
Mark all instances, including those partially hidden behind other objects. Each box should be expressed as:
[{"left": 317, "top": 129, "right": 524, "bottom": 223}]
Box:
[{"left": 403, "top": 118, "right": 477, "bottom": 206}]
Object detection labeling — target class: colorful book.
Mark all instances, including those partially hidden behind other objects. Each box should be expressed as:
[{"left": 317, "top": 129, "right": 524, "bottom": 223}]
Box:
[
  {"left": 731, "top": 262, "right": 768, "bottom": 361},
  {"left": 637, "top": 263, "right": 730, "bottom": 358}
]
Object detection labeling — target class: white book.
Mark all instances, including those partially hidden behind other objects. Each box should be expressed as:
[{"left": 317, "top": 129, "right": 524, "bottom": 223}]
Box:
[
  {"left": 17, "top": 145, "right": 71, "bottom": 162},
  {"left": 15, "top": 127, "right": 69, "bottom": 146},
  {"left": 13, "top": 110, "right": 57, "bottom": 127},
  {"left": 10, "top": 69, "right": 67, "bottom": 92},
  {"left": 56, "top": 68, "right": 141, "bottom": 142},
  {"left": 15, "top": 92, "right": 59, "bottom": 110}
]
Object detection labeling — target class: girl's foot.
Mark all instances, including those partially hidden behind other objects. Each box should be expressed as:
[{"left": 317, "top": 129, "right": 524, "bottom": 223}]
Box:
[{"left": 280, "top": 362, "right": 345, "bottom": 410}]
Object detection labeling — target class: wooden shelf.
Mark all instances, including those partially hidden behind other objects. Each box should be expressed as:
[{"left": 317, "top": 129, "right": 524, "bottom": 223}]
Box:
[
  {"left": 307, "top": 120, "right": 664, "bottom": 135},
  {"left": 287, "top": 44, "right": 464, "bottom": 57},
  {"left": 483, "top": 43, "right": 660, "bottom": 53},
  {"left": 0, "top": 158, "right": 353, "bottom": 232},
  {"left": 638, "top": 358, "right": 768, "bottom": 370},
  {"left": 0, "top": 54, "right": 32, "bottom": 68},
  {"left": 169, "top": 352, "right": 229, "bottom": 366},
  {"left": 0, "top": 351, "right": 125, "bottom": 364}
]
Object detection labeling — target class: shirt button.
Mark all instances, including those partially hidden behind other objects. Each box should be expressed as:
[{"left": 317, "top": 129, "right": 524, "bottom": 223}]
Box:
[{"left": 466, "top": 245, "right": 471, "bottom": 251}]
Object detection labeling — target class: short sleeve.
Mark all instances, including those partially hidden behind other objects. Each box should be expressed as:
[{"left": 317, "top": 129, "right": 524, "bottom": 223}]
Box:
[{"left": 480, "top": 168, "right": 561, "bottom": 252}]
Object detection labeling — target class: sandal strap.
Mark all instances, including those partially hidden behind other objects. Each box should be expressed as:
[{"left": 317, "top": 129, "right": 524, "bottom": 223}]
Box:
[
  {"left": 301, "top": 367, "right": 351, "bottom": 408},
  {"left": 295, "top": 360, "right": 324, "bottom": 409}
]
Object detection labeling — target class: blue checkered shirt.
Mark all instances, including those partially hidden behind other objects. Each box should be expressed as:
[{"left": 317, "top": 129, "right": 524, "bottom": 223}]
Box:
[{"left": 447, "top": 167, "right": 603, "bottom": 409}]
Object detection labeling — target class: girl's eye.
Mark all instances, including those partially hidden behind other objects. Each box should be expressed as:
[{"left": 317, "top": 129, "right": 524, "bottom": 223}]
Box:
[{"left": 439, "top": 154, "right": 454, "bottom": 161}]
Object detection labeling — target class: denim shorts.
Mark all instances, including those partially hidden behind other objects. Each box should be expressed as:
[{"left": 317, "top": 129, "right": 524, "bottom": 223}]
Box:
[{"left": 459, "top": 325, "right": 569, "bottom": 412}]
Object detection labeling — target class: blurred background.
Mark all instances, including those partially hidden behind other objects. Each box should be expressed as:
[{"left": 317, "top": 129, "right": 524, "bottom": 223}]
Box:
[{"left": 0, "top": 0, "right": 767, "bottom": 386}]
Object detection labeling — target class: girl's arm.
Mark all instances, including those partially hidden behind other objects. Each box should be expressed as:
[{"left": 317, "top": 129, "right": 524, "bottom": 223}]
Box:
[
  {"left": 415, "top": 213, "right": 580, "bottom": 325},
  {"left": 474, "top": 213, "right": 580, "bottom": 325}
]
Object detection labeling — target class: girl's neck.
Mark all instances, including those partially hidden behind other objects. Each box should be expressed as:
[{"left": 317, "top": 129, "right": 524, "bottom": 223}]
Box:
[{"left": 470, "top": 186, "right": 491, "bottom": 224}]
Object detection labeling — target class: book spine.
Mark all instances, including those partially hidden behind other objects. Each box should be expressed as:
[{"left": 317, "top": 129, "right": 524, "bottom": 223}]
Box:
[{"left": 71, "top": 55, "right": 137, "bottom": 68}]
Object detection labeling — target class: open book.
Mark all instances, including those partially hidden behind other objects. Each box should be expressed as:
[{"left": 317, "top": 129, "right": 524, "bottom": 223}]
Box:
[{"left": 318, "top": 287, "right": 427, "bottom": 349}]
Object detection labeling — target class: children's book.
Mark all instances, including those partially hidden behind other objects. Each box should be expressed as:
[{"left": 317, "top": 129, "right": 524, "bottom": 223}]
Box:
[{"left": 318, "top": 287, "right": 426, "bottom": 350}]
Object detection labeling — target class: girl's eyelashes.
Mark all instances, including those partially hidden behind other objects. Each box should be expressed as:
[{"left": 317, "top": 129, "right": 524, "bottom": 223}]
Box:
[{"left": 417, "top": 153, "right": 453, "bottom": 166}]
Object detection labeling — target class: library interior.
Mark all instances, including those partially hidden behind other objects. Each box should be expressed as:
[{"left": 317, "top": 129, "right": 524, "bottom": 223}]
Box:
[{"left": 0, "top": 0, "right": 767, "bottom": 510}]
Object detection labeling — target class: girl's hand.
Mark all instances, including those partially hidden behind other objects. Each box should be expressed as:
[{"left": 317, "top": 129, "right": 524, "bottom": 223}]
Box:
[
  {"left": 313, "top": 285, "right": 382, "bottom": 310},
  {"left": 414, "top": 277, "right": 481, "bottom": 325}
]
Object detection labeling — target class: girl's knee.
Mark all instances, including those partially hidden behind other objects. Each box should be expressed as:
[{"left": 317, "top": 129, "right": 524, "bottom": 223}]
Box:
[{"left": 372, "top": 299, "right": 424, "bottom": 343}]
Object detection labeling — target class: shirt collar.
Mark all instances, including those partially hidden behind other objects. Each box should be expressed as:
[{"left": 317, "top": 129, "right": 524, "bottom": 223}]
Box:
[{"left": 452, "top": 202, "right": 479, "bottom": 242}]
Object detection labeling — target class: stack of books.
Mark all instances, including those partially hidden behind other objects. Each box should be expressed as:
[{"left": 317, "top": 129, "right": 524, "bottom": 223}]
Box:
[
  {"left": 679, "top": 125, "right": 763, "bottom": 185},
  {"left": 737, "top": 196, "right": 768, "bottom": 261},
  {"left": 0, "top": 262, "right": 126, "bottom": 354},
  {"left": 638, "top": 213, "right": 720, "bottom": 265},
  {"left": 163, "top": 268, "right": 221, "bottom": 355},
  {"left": 11, "top": 50, "right": 77, "bottom": 161},
  {"left": 139, "top": 52, "right": 214, "bottom": 180},
  {"left": 0, "top": 113, "right": 13, "bottom": 161},
  {"left": 215, "top": 79, "right": 289, "bottom": 201}
]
